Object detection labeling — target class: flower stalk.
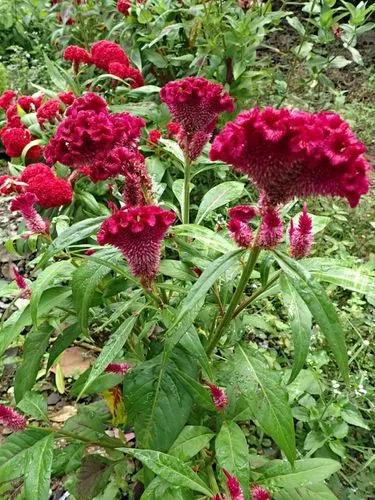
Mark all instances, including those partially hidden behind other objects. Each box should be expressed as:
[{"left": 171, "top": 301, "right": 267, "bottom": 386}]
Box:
[{"left": 183, "top": 155, "right": 192, "bottom": 224}]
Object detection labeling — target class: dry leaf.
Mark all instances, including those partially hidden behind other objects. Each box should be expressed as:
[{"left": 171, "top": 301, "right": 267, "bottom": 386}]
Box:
[
  {"left": 51, "top": 347, "right": 94, "bottom": 377},
  {"left": 50, "top": 405, "right": 77, "bottom": 423}
]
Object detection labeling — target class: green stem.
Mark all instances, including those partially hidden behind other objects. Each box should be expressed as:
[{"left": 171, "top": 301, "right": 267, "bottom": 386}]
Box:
[
  {"left": 206, "top": 246, "right": 261, "bottom": 355},
  {"left": 183, "top": 155, "right": 192, "bottom": 224}
]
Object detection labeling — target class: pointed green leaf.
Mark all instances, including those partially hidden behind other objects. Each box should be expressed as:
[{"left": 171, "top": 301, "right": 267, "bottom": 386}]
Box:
[
  {"left": 169, "top": 426, "right": 214, "bottom": 461},
  {"left": 17, "top": 391, "right": 48, "bottom": 422},
  {"left": 274, "top": 482, "right": 338, "bottom": 499},
  {"left": 173, "top": 225, "right": 235, "bottom": 254},
  {"left": 195, "top": 181, "right": 244, "bottom": 224},
  {"left": 24, "top": 433, "right": 54, "bottom": 500}
]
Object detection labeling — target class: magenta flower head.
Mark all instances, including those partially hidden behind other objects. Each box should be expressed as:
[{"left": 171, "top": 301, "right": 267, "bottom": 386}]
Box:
[
  {"left": 97, "top": 205, "right": 175, "bottom": 285},
  {"left": 256, "top": 201, "right": 283, "bottom": 249},
  {"left": 10, "top": 193, "right": 49, "bottom": 235},
  {"left": 11, "top": 265, "right": 31, "bottom": 299},
  {"left": 228, "top": 205, "right": 257, "bottom": 248},
  {"left": 210, "top": 107, "right": 370, "bottom": 208},
  {"left": 160, "top": 77, "right": 234, "bottom": 160},
  {"left": 91, "top": 40, "right": 129, "bottom": 71},
  {"left": 105, "top": 362, "right": 131, "bottom": 375},
  {"left": 204, "top": 381, "right": 228, "bottom": 412},
  {"left": 251, "top": 485, "right": 271, "bottom": 500},
  {"left": 0, "top": 404, "right": 27, "bottom": 431},
  {"left": 223, "top": 470, "right": 244, "bottom": 500},
  {"left": 289, "top": 203, "right": 313, "bottom": 258}
]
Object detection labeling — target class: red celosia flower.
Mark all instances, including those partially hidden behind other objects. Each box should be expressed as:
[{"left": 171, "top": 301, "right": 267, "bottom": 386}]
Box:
[
  {"left": 63, "top": 45, "right": 91, "bottom": 72},
  {"left": 0, "top": 404, "right": 27, "bottom": 431},
  {"left": 238, "top": 0, "right": 257, "bottom": 9},
  {"left": 251, "top": 485, "right": 271, "bottom": 500},
  {"left": 227, "top": 205, "right": 257, "bottom": 248},
  {"left": 148, "top": 129, "right": 161, "bottom": 144},
  {"left": 123, "top": 66, "right": 144, "bottom": 88},
  {"left": 37, "top": 99, "right": 62, "bottom": 125},
  {"left": 289, "top": 203, "right": 313, "bottom": 258},
  {"left": 105, "top": 362, "right": 131, "bottom": 375},
  {"left": 10, "top": 192, "right": 49, "bottom": 234},
  {"left": 20, "top": 163, "right": 54, "bottom": 182},
  {"left": 211, "top": 496, "right": 224, "bottom": 500},
  {"left": 11, "top": 265, "right": 31, "bottom": 299},
  {"left": 27, "top": 175, "right": 73, "bottom": 208},
  {"left": 160, "top": 77, "right": 234, "bottom": 160},
  {"left": 58, "top": 91, "right": 75, "bottom": 106},
  {"left": 0, "top": 90, "right": 17, "bottom": 110},
  {"left": 204, "top": 381, "right": 228, "bottom": 411},
  {"left": 1, "top": 127, "right": 31, "bottom": 158},
  {"left": 97, "top": 205, "right": 175, "bottom": 284},
  {"left": 117, "top": 0, "right": 131, "bottom": 15},
  {"left": 210, "top": 107, "right": 370, "bottom": 208},
  {"left": 108, "top": 62, "right": 128, "bottom": 79},
  {"left": 167, "top": 121, "right": 180, "bottom": 137},
  {"left": 5, "top": 104, "right": 22, "bottom": 127},
  {"left": 256, "top": 202, "right": 283, "bottom": 249},
  {"left": 223, "top": 470, "right": 244, "bottom": 500},
  {"left": 0, "top": 175, "right": 24, "bottom": 195},
  {"left": 91, "top": 40, "right": 129, "bottom": 71},
  {"left": 18, "top": 95, "right": 43, "bottom": 112}
]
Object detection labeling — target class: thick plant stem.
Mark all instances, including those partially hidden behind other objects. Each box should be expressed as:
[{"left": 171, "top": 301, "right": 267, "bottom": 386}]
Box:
[
  {"left": 206, "top": 246, "right": 261, "bottom": 356},
  {"left": 183, "top": 155, "right": 192, "bottom": 224}
]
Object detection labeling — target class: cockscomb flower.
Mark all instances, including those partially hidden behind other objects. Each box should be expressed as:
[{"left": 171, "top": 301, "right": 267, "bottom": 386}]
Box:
[
  {"left": 10, "top": 192, "right": 49, "bottom": 235},
  {"left": 251, "top": 485, "right": 271, "bottom": 500},
  {"left": 204, "top": 381, "right": 228, "bottom": 411},
  {"left": 97, "top": 205, "right": 175, "bottom": 284},
  {"left": 0, "top": 127, "right": 37, "bottom": 159},
  {"left": 0, "top": 175, "right": 24, "bottom": 195},
  {"left": 37, "top": 99, "right": 62, "bottom": 126},
  {"left": 11, "top": 265, "right": 31, "bottom": 299},
  {"left": 58, "top": 91, "right": 75, "bottom": 106},
  {"left": 26, "top": 175, "right": 73, "bottom": 208},
  {"left": 63, "top": 45, "right": 92, "bottom": 72},
  {"left": 117, "top": 0, "right": 131, "bottom": 15},
  {"left": 20, "top": 163, "right": 54, "bottom": 183},
  {"left": 123, "top": 66, "right": 144, "bottom": 88},
  {"left": 18, "top": 95, "right": 43, "bottom": 112},
  {"left": 108, "top": 62, "right": 128, "bottom": 79},
  {"left": 223, "top": 470, "right": 244, "bottom": 500},
  {"left": 5, "top": 105, "right": 22, "bottom": 127},
  {"left": 160, "top": 77, "right": 234, "bottom": 160},
  {"left": 148, "top": 129, "right": 161, "bottom": 144},
  {"left": 228, "top": 205, "right": 257, "bottom": 248},
  {"left": 210, "top": 107, "right": 370, "bottom": 208},
  {"left": 0, "top": 90, "right": 17, "bottom": 110},
  {"left": 289, "top": 203, "right": 313, "bottom": 258},
  {"left": 91, "top": 40, "right": 129, "bottom": 71},
  {"left": 105, "top": 362, "right": 131, "bottom": 375},
  {"left": 167, "top": 121, "right": 180, "bottom": 137},
  {"left": 256, "top": 202, "right": 283, "bottom": 249},
  {"left": 0, "top": 404, "right": 27, "bottom": 431}
]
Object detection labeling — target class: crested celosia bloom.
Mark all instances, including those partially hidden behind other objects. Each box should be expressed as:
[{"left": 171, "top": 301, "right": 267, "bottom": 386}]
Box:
[
  {"left": 5, "top": 105, "right": 23, "bottom": 127},
  {"left": 0, "top": 404, "right": 27, "bottom": 431},
  {"left": 97, "top": 205, "right": 175, "bottom": 284},
  {"left": 123, "top": 66, "right": 144, "bottom": 88},
  {"left": 227, "top": 205, "right": 257, "bottom": 248},
  {"left": 0, "top": 90, "right": 16, "bottom": 110},
  {"left": 10, "top": 193, "right": 49, "bottom": 235},
  {"left": 204, "top": 381, "right": 228, "bottom": 411},
  {"left": 167, "top": 121, "right": 180, "bottom": 137},
  {"left": 210, "top": 107, "right": 370, "bottom": 208},
  {"left": 251, "top": 485, "right": 271, "bottom": 500},
  {"left": 37, "top": 99, "right": 62, "bottom": 125},
  {"left": 91, "top": 40, "right": 129, "bottom": 71},
  {"left": 44, "top": 93, "right": 145, "bottom": 182},
  {"left": 117, "top": 0, "right": 131, "bottom": 15},
  {"left": 256, "top": 203, "right": 283, "bottom": 249},
  {"left": 105, "top": 362, "right": 131, "bottom": 375},
  {"left": 20, "top": 163, "right": 54, "bottom": 182},
  {"left": 58, "top": 91, "right": 75, "bottom": 106},
  {"left": 289, "top": 203, "right": 313, "bottom": 258},
  {"left": 108, "top": 62, "right": 128, "bottom": 79},
  {"left": 63, "top": 45, "right": 91, "bottom": 72},
  {"left": 223, "top": 470, "right": 244, "bottom": 500},
  {"left": 11, "top": 265, "right": 31, "bottom": 299},
  {"left": 18, "top": 95, "right": 43, "bottom": 112},
  {"left": 0, "top": 127, "right": 39, "bottom": 159},
  {"left": 26, "top": 175, "right": 73, "bottom": 208},
  {"left": 160, "top": 77, "right": 234, "bottom": 160},
  {"left": 148, "top": 129, "right": 161, "bottom": 144}
]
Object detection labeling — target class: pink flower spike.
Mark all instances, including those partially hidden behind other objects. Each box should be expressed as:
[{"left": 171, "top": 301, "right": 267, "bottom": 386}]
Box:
[
  {"left": 148, "top": 129, "right": 162, "bottom": 144},
  {"left": 251, "top": 485, "right": 271, "bottom": 500},
  {"left": 289, "top": 203, "right": 313, "bottom": 258},
  {"left": 105, "top": 363, "right": 131, "bottom": 375},
  {"left": 11, "top": 265, "right": 31, "bottom": 299},
  {"left": 0, "top": 404, "right": 27, "bottom": 431},
  {"left": 10, "top": 192, "right": 49, "bottom": 235},
  {"left": 204, "top": 381, "right": 228, "bottom": 412},
  {"left": 257, "top": 202, "right": 283, "bottom": 249},
  {"left": 227, "top": 205, "right": 257, "bottom": 248},
  {"left": 223, "top": 470, "right": 244, "bottom": 500}
]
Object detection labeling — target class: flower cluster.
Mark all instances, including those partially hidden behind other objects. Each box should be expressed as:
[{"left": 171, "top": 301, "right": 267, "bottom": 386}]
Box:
[
  {"left": 223, "top": 470, "right": 244, "bottom": 500},
  {"left": 0, "top": 404, "right": 27, "bottom": 431},
  {"left": 36, "top": 99, "right": 63, "bottom": 126},
  {"left": 289, "top": 203, "right": 314, "bottom": 258},
  {"left": 117, "top": 0, "right": 131, "bottom": 15},
  {"left": 10, "top": 193, "right": 49, "bottom": 235},
  {"left": 204, "top": 381, "right": 228, "bottom": 412},
  {"left": 97, "top": 205, "right": 175, "bottom": 285},
  {"left": 256, "top": 201, "right": 284, "bottom": 249},
  {"left": 227, "top": 205, "right": 257, "bottom": 248},
  {"left": 160, "top": 77, "right": 234, "bottom": 160},
  {"left": 251, "top": 485, "right": 271, "bottom": 500},
  {"left": 11, "top": 265, "right": 32, "bottom": 299},
  {"left": 210, "top": 107, "right": 370, "bottom": 208},
  {"left": 63, "top": 45, "right": 92, "bottom": 72},
  {"left": 105, "top": 362, "right": 131, "bottom": 375}
]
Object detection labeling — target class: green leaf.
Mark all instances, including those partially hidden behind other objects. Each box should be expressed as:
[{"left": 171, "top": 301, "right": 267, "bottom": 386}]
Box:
[
  {"left": 159, "top": 138, "right": 185, "bottom": 163},
  {"left": 159, "top": 260, "right": 195, "bottom": 281},
  {"left": 14, "top": 325, "right": 53, "bottom": 403},
  {"left": 120, "top": 448, "right": 213, "bottom": 496},
  {"left": 0, "top": 287, "right": 71, "bottom": 356},
  {"left": 75, "top": 455, "right": 113, "bottom": 500},
  {"left": 273, "top": 251, "right": 349, "bottom": 382},
  {"left": 77, "top": 315, "right": 136, "bottom": 399},
  {"left": 274, "top": 482, "right": 338, "bottom": 499},
  {"left": 0, "top": 429, "right": 50, "bottom": 482},
  {"left": 195, "top": 181, "right": 245, "bottom": 224},
  {"left": 341, "top": 409, "right": 369, "bottom": 430},
  {"left": 30, "top": 261, "right": 74, "bottom": 328},
  {"left": 17, "top": 391, "right": 48, "bottom": 422},
  {"left": 215, "top": 421, "right": 250, "bottom": 495},
  {"left": 258, "top": 458, "right": 341, "bottom": 489},
  {"left": 39, "top": 217, "right": 105, "bottom": 267},
  {"left": 142, "top": 477, "right": 193, "bottom": 500},
  {"left": 173, "top": 224, "right": 235, "bottom": 254},
  {"left": 72, "top": 248, "right": 123, "bottom": 334},
  {"left": 24, "top": 433, "right": 54, "bottom": 500},
  {"left": 225, "top": 345, "right": 296, "bottom": 464},
  {"left": 279, "top": 274, "right": 312, "bottom": 383},
  {"left": 286, "top": 16, "right": 306, "bottom": 35},
  {"left": 169, "top": 426, "right": 214, "bottom": 461}
]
